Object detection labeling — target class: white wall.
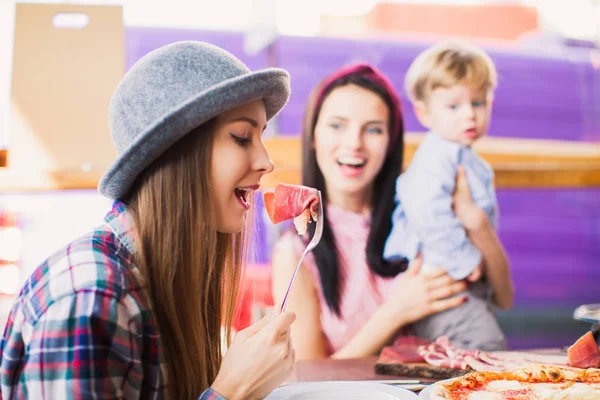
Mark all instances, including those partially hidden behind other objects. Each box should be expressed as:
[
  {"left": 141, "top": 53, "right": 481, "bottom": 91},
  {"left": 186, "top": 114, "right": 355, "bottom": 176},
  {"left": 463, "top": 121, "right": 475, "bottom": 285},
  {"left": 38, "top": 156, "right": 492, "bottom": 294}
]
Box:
[{"left": 0, "top": 1, "right": 15, "bottom": 150}]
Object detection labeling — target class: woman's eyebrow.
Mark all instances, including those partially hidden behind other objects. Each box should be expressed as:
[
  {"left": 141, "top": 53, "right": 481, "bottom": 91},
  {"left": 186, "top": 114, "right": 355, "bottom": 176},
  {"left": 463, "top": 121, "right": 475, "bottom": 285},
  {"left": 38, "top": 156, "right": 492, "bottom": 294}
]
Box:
[
  {"left": 328, "top": 115, "right": 349, "bottom": 121},
  {"left": 230, "top": 116, "right": 265, "bottom": 129}
]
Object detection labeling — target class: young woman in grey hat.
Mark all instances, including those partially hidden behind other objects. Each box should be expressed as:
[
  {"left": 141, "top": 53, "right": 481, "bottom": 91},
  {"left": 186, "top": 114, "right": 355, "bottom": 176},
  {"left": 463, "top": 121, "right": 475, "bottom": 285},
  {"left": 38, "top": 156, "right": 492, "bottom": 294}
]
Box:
[{"left": 0, "top": 42, "right": 294, "bottom": 400}]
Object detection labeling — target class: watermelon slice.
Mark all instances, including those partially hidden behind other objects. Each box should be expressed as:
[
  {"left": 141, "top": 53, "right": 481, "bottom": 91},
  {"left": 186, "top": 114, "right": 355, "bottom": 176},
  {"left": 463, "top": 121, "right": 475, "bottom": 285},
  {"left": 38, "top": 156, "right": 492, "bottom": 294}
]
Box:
[{"left": 263, "top": 183, "right": 319, "bottom": 235}]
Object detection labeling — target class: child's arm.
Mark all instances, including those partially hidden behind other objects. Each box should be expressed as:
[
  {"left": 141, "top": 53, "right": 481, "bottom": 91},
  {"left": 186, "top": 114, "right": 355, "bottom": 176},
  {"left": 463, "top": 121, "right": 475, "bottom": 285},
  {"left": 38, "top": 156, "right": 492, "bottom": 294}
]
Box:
[
  {"left": 454, "top": 166, "right": 514, "bottom": 309},
  {"left": 399, "top": 153, "right": 481, "bottom": 280}
]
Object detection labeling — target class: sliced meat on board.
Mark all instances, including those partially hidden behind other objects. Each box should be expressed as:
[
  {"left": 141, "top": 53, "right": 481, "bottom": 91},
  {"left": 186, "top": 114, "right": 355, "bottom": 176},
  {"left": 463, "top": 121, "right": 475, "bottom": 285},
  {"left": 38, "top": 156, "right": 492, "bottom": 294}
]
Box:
[
  {"left": 375, "top": 336, "right": 468, "bottom": 379},
  {"left": 379, "top": 336, "right": 430, "bottom": 364},
  {"left": 376, "top": 335, "right": 570, "bottom": 378}
]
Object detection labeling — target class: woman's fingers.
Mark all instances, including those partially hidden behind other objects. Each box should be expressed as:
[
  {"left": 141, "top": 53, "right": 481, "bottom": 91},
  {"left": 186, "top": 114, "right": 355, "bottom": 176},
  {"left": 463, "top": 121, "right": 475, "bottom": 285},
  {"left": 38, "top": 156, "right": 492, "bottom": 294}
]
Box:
[
  {"left": 428, "top": 281, "right": 467, "bottom": 301},
  {"left": 406, "top": 253, "right": 423, "bottom": 276},
  {"left": 241, "top": 307, "right": 281, "bottom": 337},
  {"left": 266, "top": 310, "right": 296, "bottom": 338},
  {"left": 430, "top": 294, "right": 468, "bottom": 314},
  {"left": 423, "top": 269, "right": 460, "bottom": 290},
  {"left": 287, "top": 335, "right": 293, "bottom": 360},
  {"left": 422, "top": 265, "right": 449, "bottom": 279}
]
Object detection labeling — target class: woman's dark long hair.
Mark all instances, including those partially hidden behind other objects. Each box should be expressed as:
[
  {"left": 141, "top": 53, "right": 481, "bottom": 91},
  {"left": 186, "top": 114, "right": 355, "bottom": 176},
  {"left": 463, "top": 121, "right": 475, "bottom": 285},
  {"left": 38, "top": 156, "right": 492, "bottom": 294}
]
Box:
[{"left": 302, "top": 64, "right": 408, "bottom": 316}]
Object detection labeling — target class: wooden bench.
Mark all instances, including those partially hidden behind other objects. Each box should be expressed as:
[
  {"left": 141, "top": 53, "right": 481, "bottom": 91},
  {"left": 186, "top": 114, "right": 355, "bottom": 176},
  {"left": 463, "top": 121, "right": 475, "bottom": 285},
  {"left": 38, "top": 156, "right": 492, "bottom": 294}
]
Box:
[
  {"left": 1, "top": 134, "right": 600, "bottom": 191},
  {"left": 262, "top": 133, "right": 600, "bottom": 189}
]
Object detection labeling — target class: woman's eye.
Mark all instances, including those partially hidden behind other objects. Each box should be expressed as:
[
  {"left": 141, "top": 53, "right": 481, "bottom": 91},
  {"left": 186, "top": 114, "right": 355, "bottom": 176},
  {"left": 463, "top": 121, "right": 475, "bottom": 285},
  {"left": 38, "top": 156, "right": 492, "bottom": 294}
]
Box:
[
  {"left": 448, "top": 104, "right": 458, "bottom": 110},
  {"left": 231, "top": 134, "right": 251, "bottom": 146},
  {"left": 329, "top": 122, "right": 342, "bottom": 130},
  {"left": 366, "top": 126, "right": 383, "bottom": 134},
  {"left": 472, "top": 101, "right": 485, "bottom": 108}
]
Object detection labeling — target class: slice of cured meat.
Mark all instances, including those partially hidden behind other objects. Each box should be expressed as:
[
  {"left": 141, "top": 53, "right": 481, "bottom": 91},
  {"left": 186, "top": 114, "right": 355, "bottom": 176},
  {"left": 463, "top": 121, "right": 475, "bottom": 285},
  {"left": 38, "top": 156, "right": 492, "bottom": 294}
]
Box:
[
  {"left": 377, "top": 336, "right": 431, "bottom": 364},
  {"left": 568, "top": 331, "right": 600, "bottom": 368},
  {"left": 263, "top": 183, "right": 319, "bottom": 235}
]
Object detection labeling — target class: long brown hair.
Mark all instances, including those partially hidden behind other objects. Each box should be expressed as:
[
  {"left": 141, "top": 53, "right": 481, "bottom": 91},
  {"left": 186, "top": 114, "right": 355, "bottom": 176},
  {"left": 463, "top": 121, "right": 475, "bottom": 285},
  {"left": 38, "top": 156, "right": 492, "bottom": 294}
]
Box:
[{"left": 125, "top": 121, "right": 246, "bottom": 399}]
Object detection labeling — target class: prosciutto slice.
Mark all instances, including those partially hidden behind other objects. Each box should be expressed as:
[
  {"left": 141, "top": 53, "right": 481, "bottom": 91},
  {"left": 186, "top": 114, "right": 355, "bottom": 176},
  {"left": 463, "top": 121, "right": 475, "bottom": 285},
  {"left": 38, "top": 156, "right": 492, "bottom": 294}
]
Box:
[
  {"left": 568, "top": 331, "right": 600, "bottom": 368},
  {"left": 263, "top": 183, "right": 319, "bottom": 234},
  {"left": 416, "top": 336, "right": 570, "bottom": 372},
  {"left": 378, "top": 336, "right": 430, "bottom": 364}
]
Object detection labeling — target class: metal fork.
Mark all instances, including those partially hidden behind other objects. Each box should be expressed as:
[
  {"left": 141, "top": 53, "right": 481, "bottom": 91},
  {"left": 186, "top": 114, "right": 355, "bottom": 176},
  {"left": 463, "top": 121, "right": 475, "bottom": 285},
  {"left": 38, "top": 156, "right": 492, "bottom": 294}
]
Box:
[{"left": 280, "top": 190, "right": 324, "bottom": 311}]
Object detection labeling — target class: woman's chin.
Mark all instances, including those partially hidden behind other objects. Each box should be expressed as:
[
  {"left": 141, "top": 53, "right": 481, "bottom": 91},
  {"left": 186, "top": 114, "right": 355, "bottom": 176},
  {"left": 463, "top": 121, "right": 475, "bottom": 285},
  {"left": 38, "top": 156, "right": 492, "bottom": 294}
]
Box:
[
  {"left": 216, "top": 217, "right": 246, "bottom": 234},
  {"left": 334, "top": 182, "right": 372, "bottom": 198}
]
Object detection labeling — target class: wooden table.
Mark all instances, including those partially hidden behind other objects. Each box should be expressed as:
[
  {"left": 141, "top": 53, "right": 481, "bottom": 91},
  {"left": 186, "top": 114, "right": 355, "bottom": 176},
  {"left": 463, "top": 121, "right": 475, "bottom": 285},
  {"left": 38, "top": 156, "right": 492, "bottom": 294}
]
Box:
[
  {"left": 292, "top": 356, "right": 434, "bottom": 383},
  {"left": 291, "top": 348, "right": 567, "bottom": 383}
]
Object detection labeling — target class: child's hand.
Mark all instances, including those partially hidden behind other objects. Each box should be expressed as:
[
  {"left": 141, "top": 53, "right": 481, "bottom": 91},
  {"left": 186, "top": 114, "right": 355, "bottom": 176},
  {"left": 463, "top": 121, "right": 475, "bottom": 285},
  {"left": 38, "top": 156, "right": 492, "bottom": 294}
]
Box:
[
  {"left": 466, "top": 263, "right": 483, "bottom": 282},
  {"left": 453, "top": 165, "right": 488, "bottom": 232}
]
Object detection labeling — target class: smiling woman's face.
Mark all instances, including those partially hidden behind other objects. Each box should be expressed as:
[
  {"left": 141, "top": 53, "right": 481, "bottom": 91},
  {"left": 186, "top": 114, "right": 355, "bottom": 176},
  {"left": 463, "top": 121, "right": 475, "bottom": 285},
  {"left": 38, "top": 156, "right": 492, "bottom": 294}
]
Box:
[
  {"left": 210, "top": 99, "right": 275, "bottom": 233},
  {"left": 313, "top": 84, "right": 390, "bottom": 207}
]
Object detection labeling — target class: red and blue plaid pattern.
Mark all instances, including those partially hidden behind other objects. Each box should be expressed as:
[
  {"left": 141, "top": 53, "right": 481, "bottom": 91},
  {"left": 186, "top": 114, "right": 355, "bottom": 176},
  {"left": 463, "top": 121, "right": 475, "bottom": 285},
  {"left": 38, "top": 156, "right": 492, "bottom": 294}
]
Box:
[{"left": 0, "top": 201, "right": 225, "bottom": 400}]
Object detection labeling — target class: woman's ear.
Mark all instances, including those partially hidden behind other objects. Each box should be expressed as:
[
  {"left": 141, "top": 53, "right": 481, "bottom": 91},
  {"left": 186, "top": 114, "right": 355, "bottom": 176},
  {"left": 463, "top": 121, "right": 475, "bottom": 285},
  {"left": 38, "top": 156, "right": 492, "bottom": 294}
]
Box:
[{"left": 413, "top": 101, "right": 431, "bottom": 129}]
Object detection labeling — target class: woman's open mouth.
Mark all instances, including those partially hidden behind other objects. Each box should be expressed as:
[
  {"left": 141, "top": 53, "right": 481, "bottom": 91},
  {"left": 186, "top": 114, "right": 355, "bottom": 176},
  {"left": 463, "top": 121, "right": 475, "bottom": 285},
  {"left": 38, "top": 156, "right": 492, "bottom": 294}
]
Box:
[
  {"left": 234, "top": 188, "right": 251, "bottom": 210},
  {"left": 336, "top": 156, "right": 366, "bottom": 177}
]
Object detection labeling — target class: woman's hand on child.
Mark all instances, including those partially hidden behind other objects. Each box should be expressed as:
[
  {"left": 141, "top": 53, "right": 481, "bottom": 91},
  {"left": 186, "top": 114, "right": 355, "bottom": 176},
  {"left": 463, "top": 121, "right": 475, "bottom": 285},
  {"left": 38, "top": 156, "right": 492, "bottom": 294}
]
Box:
[
  {"left": 453, "top": 165, "right": 489, "bottom": 232},
  {"left": 384, "top": 256, "right": 468, "bottom": 327},
  {"left": 211, "top": 309, "right": 296, "bottom": 400}
]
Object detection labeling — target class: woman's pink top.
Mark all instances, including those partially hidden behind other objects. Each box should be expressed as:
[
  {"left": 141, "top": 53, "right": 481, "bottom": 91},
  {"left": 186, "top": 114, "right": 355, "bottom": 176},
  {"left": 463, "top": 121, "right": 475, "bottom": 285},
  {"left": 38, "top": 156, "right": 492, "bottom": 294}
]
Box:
[{"left": 274, "top": 204, "right": 400, "bottom": 355}]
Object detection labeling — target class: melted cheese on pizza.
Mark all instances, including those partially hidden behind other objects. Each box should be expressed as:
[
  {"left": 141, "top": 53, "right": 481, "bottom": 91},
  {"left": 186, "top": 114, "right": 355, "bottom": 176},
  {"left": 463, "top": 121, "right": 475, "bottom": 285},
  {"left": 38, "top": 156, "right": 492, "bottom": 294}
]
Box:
[
  {"left": 438, "top": 365, "right": 600, "bottom": 400},
  {"left": 450, "top": 380, "right": 600, "bottom": 399}
]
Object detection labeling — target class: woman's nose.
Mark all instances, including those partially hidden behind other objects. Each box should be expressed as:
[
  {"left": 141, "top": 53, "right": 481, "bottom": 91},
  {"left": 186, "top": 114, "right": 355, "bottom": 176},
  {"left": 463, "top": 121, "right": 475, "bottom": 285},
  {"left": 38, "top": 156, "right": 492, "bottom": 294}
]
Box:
[
  {"left": 341, "top": 126, "right": 362, "bottom": 149},
  {"left": 254, "top": 142, "right": 275, "bottom": 174}
]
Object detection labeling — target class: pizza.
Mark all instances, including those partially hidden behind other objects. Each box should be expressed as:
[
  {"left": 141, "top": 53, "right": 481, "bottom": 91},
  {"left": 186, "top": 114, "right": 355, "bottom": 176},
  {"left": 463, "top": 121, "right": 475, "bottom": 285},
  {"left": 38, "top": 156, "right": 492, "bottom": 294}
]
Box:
[
  {"left": 427, "top": 363, "right": 600, "bottom": 399},
  {"left": 263, "top": 183, "right": 319, "bottom": 235}
]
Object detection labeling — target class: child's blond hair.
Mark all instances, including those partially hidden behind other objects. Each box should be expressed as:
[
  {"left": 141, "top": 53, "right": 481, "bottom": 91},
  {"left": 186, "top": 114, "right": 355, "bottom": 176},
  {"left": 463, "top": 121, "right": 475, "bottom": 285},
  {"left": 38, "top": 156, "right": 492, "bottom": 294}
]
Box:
[{"left": 405, "top": 41, "right": 497, "bottom": 103}]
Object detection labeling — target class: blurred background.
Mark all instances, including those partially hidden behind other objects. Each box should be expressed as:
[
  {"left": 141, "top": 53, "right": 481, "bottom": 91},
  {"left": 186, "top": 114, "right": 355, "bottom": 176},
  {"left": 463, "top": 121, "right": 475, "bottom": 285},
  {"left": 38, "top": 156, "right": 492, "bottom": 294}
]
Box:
[{"left": 1, "top": 0, "right": 599, "bottom": 350}]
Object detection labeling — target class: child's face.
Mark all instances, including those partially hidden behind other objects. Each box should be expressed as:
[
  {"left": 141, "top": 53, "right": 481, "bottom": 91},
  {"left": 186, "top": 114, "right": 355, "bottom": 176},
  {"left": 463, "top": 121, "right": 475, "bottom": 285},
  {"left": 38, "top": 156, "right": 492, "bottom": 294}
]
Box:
[{"left": 415, "top": 83, "right": 492, "bottom": 146}]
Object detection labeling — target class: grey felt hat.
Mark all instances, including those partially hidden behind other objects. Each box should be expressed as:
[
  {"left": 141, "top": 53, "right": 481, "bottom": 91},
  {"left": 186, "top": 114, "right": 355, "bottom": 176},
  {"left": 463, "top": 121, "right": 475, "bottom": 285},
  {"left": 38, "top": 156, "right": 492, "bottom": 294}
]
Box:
[{"left": 99, "top": 41, "right": 290, "bottom": 200}]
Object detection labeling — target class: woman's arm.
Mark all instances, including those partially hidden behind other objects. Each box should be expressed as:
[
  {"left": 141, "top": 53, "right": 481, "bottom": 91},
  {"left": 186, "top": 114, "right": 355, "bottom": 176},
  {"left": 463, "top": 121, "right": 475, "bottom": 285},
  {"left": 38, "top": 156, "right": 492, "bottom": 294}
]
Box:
[
  {"left": 453, "top": 166, "right": 514, "bottom": 310},
  {"left": 331, "top": 259, "right": 467, "bottom": 359},
  {"left": 272, "top": 245, "right": 467, "bottom": 359},
  {"left": 0, "top": 290, "right": 146, "bottom": 399}
]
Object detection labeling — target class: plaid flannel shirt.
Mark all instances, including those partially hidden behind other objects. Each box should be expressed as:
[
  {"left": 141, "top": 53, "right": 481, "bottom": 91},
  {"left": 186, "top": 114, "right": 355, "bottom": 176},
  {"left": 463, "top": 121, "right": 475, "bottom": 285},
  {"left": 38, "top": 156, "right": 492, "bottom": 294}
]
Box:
[{"left": 0, "top": 201, "right": 226, "bottom": 400}]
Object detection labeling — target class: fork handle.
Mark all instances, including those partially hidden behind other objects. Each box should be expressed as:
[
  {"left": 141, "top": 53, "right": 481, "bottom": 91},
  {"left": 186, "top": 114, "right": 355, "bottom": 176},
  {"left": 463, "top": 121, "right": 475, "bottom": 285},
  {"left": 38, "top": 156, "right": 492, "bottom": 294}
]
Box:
[{"left": 280, "top": 249, "right": 309, "bottom": 312}]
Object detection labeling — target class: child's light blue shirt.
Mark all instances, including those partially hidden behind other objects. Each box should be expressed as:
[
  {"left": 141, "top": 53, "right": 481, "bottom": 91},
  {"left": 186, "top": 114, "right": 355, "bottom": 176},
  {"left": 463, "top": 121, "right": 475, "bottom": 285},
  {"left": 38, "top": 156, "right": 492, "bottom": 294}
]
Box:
[{"left": 383, "top": 132, "right": 498, "bottom": 279}]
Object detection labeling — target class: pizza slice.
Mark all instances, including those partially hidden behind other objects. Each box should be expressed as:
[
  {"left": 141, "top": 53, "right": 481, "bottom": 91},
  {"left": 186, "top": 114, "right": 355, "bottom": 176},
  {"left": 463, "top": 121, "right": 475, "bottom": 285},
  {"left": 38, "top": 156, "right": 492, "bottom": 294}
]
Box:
[
  {"left": 263, "top": 183, "right": 320, "bottom": 235},
  {"left": 427, "top": 364, "right": 600, "bottom": 400}
]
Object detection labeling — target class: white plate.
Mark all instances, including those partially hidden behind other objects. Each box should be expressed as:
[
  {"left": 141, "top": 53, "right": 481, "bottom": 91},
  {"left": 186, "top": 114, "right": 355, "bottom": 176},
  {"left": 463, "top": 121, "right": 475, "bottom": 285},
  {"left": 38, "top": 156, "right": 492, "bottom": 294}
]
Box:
[
  {"left": 419, "top": 384, "right": 434, "bottom": 399},
  {"left": 266, "top": 381, "right": 418, "bottom": 400},
  {"left": 419, "top": 378, "right": 454, "bottom": 399}
]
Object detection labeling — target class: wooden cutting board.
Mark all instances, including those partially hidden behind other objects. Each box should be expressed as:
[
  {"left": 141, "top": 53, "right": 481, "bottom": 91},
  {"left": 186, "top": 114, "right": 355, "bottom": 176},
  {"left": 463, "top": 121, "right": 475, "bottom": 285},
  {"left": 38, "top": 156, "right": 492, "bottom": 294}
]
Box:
[
  {"left": 375, "top": 361, "right": 469, "bottom": 380},
  {"left": 375, "top": 348, "right": 569, "bottom": 380}
]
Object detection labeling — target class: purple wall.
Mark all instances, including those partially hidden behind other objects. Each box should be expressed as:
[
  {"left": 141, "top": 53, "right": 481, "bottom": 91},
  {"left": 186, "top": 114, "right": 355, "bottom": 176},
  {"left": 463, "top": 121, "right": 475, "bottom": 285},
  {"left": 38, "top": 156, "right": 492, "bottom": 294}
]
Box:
[
  {"left": 125, "top": 28, "right": 600, "bottom": 141},
  {"left": 125, "top": 27, "right": 271, "bottom": 72},
  {"left": 125, "top": 28, "right": 600, "bottom": 349},
  {"left": 496, "top": 188, "right": 600, "bottom": 349},
  {"left": 275, "top": 35, "right": 600, "bottom": 141}
]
